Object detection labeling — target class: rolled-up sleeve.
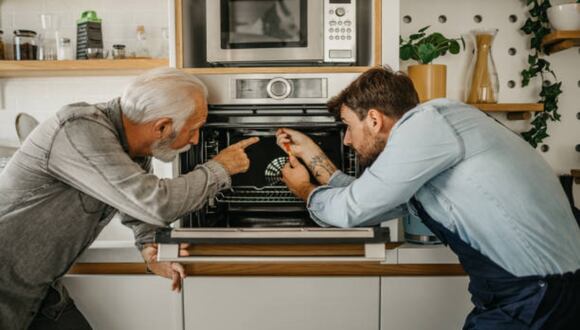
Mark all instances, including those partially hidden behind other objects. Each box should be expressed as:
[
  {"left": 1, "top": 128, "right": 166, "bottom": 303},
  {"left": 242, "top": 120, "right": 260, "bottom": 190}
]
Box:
[
  {"left": 307, "top": 106, "right": 463, "bottom": 228},
  {"left": 47, "top": 118, "right": 231, "bottom": 227}
]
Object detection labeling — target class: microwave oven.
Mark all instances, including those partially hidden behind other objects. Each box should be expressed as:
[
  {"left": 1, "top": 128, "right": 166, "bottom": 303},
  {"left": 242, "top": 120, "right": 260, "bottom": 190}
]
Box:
[{"left": 206, "top": 0, "right": 357, "bottom": 65}]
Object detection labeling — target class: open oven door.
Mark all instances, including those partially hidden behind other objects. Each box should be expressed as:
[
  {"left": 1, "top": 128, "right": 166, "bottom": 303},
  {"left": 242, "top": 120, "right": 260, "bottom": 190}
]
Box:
[{"left": 155, "top": 227, "right": 391, "bottom": 263}]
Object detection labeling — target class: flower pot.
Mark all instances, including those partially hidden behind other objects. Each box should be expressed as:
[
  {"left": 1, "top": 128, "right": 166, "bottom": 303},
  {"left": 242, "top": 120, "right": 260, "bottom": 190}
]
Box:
[
  {"left": 407, "top": 64, "right": 446, "bottom": 103},
  {"left": 547, "top": 4, "right": 580, "bottom": 31}
]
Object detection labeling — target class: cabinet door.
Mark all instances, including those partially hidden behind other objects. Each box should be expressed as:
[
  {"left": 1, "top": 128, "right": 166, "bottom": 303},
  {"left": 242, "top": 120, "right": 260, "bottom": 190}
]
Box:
[
  {"left": 381, "top": 276, "right": 473, "bottom": 330},
  {"left": 63, "top": 275, "right": 182, "bottom": 330},
  {"left": 183, "top": 277, "right": 379, "bottom": 330}
]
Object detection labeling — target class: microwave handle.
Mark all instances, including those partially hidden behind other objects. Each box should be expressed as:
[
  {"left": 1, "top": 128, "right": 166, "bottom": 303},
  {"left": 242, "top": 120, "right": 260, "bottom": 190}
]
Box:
[{"left": 157, "top": 243, "right": 388, "bottom": 264}]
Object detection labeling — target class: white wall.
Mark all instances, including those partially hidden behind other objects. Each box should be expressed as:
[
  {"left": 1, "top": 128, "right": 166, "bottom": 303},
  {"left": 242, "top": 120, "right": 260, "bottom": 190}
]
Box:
[
  {"left": 0, "top": 0, "right": 169, "bottom": 61},
  {"left": 400, "top": 0, "right": 580, "bottom": 203}
]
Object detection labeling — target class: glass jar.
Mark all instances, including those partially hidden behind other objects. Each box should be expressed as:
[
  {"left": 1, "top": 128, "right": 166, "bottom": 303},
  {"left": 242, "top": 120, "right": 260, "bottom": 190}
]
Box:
[
  {"left": 38, "top": 13, "right": 59, "bottom": 60},
  {"left": 465, "top": 29, "right": 499, "bottom": 104},
  {"left": 13, "top": 30, "right": 38, "bottom": 60},
  {"left": 0, "top": 30, "right": 5, "bottom": 60},
  {"left": 57, "top": 37, "right": 74, "bottom": 60},
  {"left": 112, "top": 44, "right": 126, "bottom": 59}
]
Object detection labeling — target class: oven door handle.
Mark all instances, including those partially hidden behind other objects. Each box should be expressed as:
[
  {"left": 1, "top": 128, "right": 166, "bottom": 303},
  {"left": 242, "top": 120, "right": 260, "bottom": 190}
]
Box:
[{"left": 156, "top": 243, "right": 389, "bottom": 264}]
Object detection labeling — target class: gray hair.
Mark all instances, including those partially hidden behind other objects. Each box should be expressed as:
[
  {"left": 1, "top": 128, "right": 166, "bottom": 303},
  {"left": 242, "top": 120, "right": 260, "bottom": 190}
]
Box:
[{"left": 120, "top": 68, "right": 208, "bottom": 132}]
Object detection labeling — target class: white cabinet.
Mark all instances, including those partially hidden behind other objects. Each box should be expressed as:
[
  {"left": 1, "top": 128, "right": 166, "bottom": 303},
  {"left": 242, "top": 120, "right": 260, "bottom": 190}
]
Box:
[
  {"left": 380, "top": 276, "right": 473, "bottom": 330},
  {"left": 183, "top": 277, "right": 380, "bottom": 330},
  {"left": 62, "top": 275, "right": 182, "bottom": 330}
]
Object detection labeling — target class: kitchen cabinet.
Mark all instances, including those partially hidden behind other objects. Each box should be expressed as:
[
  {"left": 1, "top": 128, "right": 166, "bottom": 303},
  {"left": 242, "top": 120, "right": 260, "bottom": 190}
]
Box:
[
  {"left": 62, "top": 275, "right": 182, "bottom": 330},
  {"left": 183, "top": 277, "right": 380, "bottom": 330},
  {"left": 380, "top": 276, "right": 473, "bottom": 330}
]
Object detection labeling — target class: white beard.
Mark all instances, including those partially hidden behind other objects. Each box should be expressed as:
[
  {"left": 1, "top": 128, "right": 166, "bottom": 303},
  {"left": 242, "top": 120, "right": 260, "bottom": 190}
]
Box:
[{"left": 151, "top": 134, "right": 191, "bottom": 163}]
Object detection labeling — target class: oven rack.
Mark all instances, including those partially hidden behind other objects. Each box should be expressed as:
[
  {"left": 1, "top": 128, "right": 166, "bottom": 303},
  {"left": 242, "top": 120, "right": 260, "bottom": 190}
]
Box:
[{"left": 216, "top": 186, "right": 303, "bottom": 204}]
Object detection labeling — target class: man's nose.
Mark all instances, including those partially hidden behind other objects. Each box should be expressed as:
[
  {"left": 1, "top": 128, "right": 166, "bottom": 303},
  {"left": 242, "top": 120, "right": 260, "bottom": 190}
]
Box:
[
  {"left": 343, "top": 132, "right": 352, "bottom": 147},
  {"left": 189, "top": 131, "right": 200, "bottom": 145}
]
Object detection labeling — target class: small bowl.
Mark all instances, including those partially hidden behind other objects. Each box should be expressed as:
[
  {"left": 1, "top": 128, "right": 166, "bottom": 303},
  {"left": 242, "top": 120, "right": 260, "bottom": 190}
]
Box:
[{"left": 547, "top": 3, "right": 580, "bottom": 31}]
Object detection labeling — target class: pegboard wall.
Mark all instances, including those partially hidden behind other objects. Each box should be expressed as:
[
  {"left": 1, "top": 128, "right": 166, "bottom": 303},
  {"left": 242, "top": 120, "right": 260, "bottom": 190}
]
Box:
[{"left": 399, "top": 0, "right": 579, "bottom": 180}]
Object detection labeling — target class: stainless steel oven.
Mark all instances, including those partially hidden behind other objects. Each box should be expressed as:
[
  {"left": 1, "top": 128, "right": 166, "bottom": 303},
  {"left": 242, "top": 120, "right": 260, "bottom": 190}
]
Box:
[{"left": 156, "top": 74, "right": 391, "bottom": 263}]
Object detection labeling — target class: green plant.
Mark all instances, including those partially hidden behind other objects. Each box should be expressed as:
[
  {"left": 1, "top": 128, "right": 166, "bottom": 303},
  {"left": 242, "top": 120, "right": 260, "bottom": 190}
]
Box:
[
  {"left": 520, "top": 0, "right": 563, "bottom": 148},
  {"left": 400, "top": 26, "right": 465, "bottom": 64}
]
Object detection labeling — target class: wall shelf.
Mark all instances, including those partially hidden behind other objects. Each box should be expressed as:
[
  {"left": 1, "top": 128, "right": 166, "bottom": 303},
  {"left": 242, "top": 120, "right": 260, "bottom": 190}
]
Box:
[
  {"left": 182, "top": 66, "right": 375, "bottom": 75},
  {"left": 542, "top": 30, "right": 580, "bottom": 54},
  {"left": 0, "top": 59, "right": 169, "bottom": 77},
  {"left": 572, "top": 169, "right": 580, "bottom": 184},
  {"left": 469, "top": 103, "right": 544, "bottom": 121}
]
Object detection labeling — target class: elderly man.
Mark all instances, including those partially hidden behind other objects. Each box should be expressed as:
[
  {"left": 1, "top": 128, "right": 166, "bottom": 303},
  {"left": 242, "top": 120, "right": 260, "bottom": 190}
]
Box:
[
  {"left": 0, "top": 68, "right": 258, "bottom": 329},
  {"left": 277, "top": 66, "right": 580, "bottom": 329}
]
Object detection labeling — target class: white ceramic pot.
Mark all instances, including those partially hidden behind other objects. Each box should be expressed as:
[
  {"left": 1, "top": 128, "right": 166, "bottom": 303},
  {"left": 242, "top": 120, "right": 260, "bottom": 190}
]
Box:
[{"left": 547, "top": 3, "right": 580, "bottom": 31}]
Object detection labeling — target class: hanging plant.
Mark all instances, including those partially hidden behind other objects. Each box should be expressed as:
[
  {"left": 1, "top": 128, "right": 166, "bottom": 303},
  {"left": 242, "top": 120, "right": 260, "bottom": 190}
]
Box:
[{"left": 519, "top": 0, "right": 563, "bottom": 148}]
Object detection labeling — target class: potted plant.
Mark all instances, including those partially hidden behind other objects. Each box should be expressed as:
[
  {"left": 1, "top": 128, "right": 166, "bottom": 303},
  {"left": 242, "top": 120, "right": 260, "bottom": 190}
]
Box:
[{"left": 400, "top": 26, "right": 465, "bottom": 102}]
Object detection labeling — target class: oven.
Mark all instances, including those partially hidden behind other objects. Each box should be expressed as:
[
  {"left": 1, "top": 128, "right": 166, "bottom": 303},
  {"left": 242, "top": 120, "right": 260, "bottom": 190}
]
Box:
[
  {"left": 155, "top": 74, "right": 391, "bottom": 263},
  {"left": 179, "top": 104, "right": 357, "bottom": 228}
]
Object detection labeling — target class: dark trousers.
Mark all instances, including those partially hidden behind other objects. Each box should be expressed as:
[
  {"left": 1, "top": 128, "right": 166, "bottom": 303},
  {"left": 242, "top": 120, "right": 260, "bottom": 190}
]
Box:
[
  {"left": 411, "top": 198, "right": 580, "bottom": 330},
  {"left": 28, "top": 285, "right": 92, "bottom": 330}
]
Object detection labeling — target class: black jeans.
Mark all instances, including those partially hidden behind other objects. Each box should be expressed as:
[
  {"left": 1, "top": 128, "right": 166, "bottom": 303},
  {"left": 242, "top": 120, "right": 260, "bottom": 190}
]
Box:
[{"left": 28, "top": 285, "right": 92, "bottom": 330}]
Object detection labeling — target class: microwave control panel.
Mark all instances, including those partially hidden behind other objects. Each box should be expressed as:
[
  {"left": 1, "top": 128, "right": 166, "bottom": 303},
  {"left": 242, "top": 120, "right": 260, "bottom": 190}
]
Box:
[{"left": 324, "top": 0, "right": 356, "bottom": 63}]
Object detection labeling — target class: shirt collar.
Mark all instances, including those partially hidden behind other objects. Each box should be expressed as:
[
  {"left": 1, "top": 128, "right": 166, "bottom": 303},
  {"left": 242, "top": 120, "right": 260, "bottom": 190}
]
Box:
[{"left": 103, "top": 97, "right": 130, "bottom": 154}]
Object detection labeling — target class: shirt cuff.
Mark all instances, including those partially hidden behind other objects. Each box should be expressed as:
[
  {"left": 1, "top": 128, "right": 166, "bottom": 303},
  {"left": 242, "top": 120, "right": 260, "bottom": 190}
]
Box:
[
  {"left": 327, "top": 170, "right": 356, "bottom": 187},
  {"left": 306, "top": 185, "right": 334, "bottom": 227},
  {"left": 202, "top": 160, "right": 232, "bottom": 191}
]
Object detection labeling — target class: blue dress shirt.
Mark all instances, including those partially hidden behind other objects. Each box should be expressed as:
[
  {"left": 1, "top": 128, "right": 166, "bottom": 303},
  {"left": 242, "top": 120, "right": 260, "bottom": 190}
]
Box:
[{"left": 307, "top": 99, "right": 580, "bottom": 277}]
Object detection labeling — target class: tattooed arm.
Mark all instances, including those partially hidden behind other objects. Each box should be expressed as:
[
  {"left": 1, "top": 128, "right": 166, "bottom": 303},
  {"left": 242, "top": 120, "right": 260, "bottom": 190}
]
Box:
[
  {"left": 304, "top": 153, "right": 337, "bottom": 185},
  {"left": 276, "top": 128, "right": 338, "bottom": 185}
]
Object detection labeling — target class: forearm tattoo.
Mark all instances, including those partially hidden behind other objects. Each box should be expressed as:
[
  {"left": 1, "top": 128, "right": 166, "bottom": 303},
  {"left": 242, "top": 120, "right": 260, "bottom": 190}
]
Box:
[{"left": 307, "top": 154, "right": 337, "bottom": 180}]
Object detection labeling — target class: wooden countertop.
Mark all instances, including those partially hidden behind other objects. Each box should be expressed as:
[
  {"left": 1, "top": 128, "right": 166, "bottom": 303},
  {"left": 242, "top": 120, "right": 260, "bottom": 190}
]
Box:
[{"left": 70, "top": 243, "right": 466, "bottom": 276}]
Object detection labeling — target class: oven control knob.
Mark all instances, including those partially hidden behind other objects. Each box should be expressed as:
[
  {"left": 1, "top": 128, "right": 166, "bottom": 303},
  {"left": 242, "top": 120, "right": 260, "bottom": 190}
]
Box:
[
  {"left": 267, "top": 78, "right": 293, "bottom": 100},
  {"left": 335, "top": 7, "right": 346, "bottom": 17}
]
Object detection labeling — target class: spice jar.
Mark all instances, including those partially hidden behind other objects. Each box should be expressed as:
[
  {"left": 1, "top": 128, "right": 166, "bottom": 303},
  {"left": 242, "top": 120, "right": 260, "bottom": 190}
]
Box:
[
  {"left": 57, "top": 37, "right": 74, "bottom": 60},
  {"left": 112, "top": 44, "right": 126, "bottom": 59},
  {"left": 13, "top": 30, "right": 38, "bottom": 60},
  {"left": 0, "top": 30, "right": 5, "bottom": 60}
]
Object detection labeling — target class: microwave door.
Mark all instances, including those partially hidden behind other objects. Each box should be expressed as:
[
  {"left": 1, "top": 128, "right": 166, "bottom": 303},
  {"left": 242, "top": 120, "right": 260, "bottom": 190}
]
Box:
[{"left": 206, "top": 0, "right": 323, "bottom": 64}]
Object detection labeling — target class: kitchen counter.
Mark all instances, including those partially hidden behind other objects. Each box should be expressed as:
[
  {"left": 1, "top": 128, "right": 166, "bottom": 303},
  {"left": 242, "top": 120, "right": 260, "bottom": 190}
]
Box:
[{"left": 70, "top": 240, "right": 464, "bottom": 276}]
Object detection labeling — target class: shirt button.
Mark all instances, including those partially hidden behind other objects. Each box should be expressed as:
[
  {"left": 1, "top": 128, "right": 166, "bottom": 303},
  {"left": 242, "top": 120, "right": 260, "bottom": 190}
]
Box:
[{"left": 538, "top": 280, "right": 546, "bottom": 287}]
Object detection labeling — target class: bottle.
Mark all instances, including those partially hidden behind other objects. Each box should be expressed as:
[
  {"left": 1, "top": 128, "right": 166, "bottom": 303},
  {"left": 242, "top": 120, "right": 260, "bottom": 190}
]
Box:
[
  {"left": 156, "top": 27, "right": 169, "bottom": 59},
  {"left": 135, "top": 25, "right": 150, "bottom": 58},
  {"left": 57, "top": 37, "right": 74, "bottom": 60},
  {"left": 0, "top": 30, "right": 5, "bottom": 60}
]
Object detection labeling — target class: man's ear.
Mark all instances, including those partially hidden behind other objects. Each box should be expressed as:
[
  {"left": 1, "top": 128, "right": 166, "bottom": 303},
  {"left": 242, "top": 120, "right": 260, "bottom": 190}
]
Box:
[
  {"left": 365, "top": 109, "right": 384, "bottom": 134},
  {"left": 152, "top": 118, "right": 174, "bottom": 139}
]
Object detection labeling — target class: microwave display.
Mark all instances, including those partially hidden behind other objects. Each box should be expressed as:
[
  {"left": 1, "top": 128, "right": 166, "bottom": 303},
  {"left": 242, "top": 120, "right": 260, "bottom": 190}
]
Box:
[{"left": 222, "top": 0, "right": 307, "bottom": 49}]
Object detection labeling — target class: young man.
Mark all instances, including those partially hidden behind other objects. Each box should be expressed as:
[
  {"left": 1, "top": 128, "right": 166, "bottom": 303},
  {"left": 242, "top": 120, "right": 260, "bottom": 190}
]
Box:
[
  {"left": 0, "top": 68, "right": 258, "bottom": 329},
  {"left": 277, "top": 66, "right": 580, "bottom": 329}
]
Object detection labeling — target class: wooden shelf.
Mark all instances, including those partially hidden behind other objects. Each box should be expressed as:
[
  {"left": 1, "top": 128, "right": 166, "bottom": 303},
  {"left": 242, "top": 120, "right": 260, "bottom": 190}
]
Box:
[
  {"left": 572, "top": 169, "right": 580, "bottom": 184},
  {"left": 469, "top": 103, "right": 544, "bottom": 121},
  {"left": 542, "top": 30, "right": 580, "bottom": 54},
  {"left": 0, "top": 59, "right": 169, "bottom": 77},
  {"left": 182, "top": 66, "right": 376, "bottom": 75}
]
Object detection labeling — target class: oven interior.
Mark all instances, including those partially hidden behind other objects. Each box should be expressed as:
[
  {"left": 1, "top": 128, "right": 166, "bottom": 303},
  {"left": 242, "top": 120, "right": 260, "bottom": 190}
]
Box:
[{"left": 179, "top": 105, "right": 359, "bottom": 228}]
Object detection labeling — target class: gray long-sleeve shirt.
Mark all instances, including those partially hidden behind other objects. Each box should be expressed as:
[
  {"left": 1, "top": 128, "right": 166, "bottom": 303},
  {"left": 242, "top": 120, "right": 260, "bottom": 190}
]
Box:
[{"left": 0, "top": 98, "right": 230, "bottom": 329}]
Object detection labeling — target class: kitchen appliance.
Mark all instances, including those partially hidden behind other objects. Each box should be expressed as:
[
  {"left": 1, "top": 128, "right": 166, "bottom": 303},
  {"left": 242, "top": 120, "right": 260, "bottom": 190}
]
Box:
[
  {"left": 156, "top": 75, "right": 391, "bottom": 263},
  {"left": 205, "top": 0, "right": 357, "bottom": 65}
]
